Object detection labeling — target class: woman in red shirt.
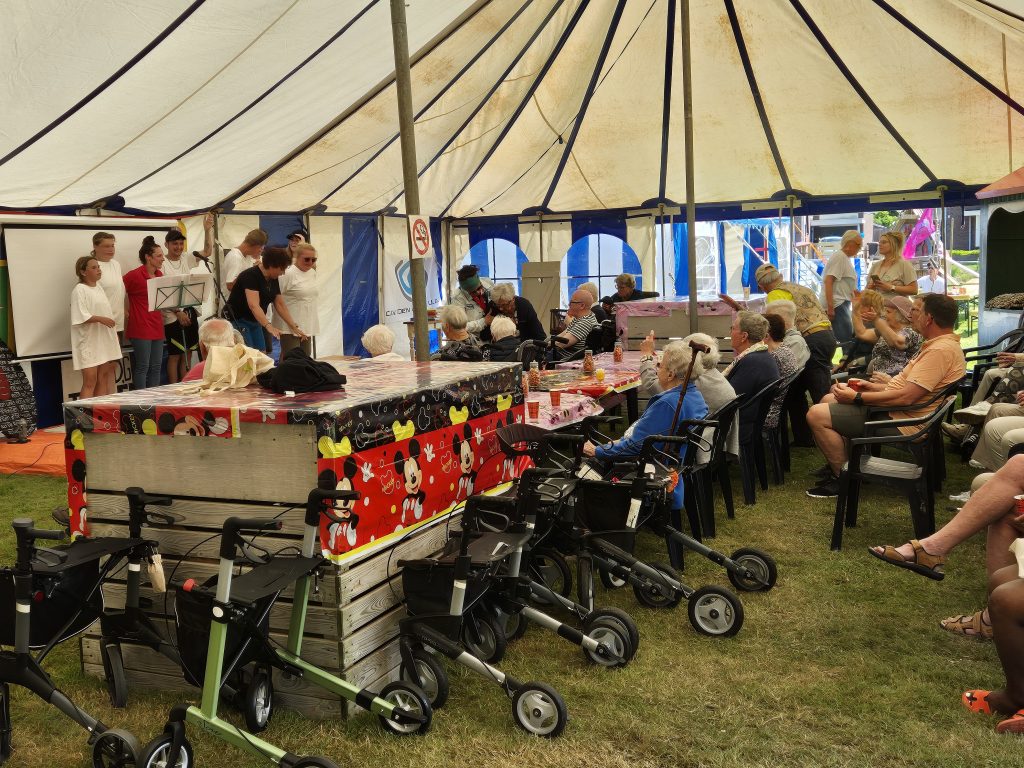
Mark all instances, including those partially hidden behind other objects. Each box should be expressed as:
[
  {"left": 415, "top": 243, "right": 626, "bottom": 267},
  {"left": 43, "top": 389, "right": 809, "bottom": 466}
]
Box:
[{"left": 123, "top": 236, "right": 166, "bottom": 389}]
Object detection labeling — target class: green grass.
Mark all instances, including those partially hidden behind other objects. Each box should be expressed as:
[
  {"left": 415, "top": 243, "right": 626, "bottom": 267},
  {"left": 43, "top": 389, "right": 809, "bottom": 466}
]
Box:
[{"left": 0, "top": 455, "right": 1016, "bottom": 768}]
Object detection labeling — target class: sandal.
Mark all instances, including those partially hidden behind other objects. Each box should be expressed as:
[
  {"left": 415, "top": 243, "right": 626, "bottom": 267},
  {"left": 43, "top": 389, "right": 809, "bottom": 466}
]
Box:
[
  {"left": 941, "top": 609, "right": 993, "bottom": 640},
  {"left": 868, "top": 539, "right": 946, "bottom": 581}
]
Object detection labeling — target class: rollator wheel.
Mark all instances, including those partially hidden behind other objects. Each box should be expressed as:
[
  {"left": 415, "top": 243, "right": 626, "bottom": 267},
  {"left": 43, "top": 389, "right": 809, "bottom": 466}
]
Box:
[
  {"left": 460, "top": 610, "right": 507, "bottom": 663},
  {"left": 527, "top": 548, "right": 572, "bottom": 606},
  {"left": 727, "top": 547, "right": 778, "bottom": 592},
  {"left": 243, "top": 667, "right": 274, "bottom": 733},
  {"left": 581, "top": 615, "right": 633, "bottom": 668},
  {"left": 377, "top": 681, "right": 432, "bottom": 736},
  {"left": 399, "top": 648, "right": 449, "bottom": 709},
  {"left": 100, "top": 641, "right": 129, "bottom": 708},
  {"left": 511, "top": 682, "right": 568, "bottom": 738},
  {"left": 292, "top": 758, "right": 339, "bottom": 768},
  {"left": 632, "top": 562, "right": 682, "bottom": 609},
  {"left": 91, "top": 728, "right": 139, "bottom": 768},
  {"left": 687, "top": 585, "right": 744, "bottom": 638},
  {"left": 598, "top": 562, "right": 628, "bottom": 590},
  {"left": 138, "top": 733, "right": 193, "bottom": 768},
  {"left": 585, "top": 607, "right": 640, "bottom": 658},
  {"left": 494, "top": 606, "right": 529, "bottom": 642}
]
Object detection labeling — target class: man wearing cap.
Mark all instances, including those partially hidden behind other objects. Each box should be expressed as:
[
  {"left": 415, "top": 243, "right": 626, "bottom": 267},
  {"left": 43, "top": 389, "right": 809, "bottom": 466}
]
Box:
[
  {"left": 805, "top": 293, "right": 965, "bottom": 498},
  {"left": 286, "top": 230, "right": 307, "bottom": 263},
  {"left": 449, "top": 264, "right": 493, "bottom": 335},
  {"left": 821, "top": 230, "right": 861, "bottom": 350}
]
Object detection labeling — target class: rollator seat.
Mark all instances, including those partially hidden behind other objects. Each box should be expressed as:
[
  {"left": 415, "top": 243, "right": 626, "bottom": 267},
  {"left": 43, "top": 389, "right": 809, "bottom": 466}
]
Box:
[
  {"left": 33, "top": 536, "right": 145, "bottom": 574},
  {"left": 229, "top": 555, "right": 322, "bottom": 604}
]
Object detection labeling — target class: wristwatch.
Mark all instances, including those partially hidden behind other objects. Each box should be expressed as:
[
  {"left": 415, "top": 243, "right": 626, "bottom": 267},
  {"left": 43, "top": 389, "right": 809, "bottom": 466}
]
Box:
[{"left": 854, "top": 391, "right": 863, "bottom": 405}]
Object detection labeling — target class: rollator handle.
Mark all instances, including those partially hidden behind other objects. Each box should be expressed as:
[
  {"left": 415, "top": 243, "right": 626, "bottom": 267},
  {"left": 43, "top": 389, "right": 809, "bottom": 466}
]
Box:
[
  {"left": 12, "top": 518, "right": 67, "bottom": 571},
  {"left": 125, "top": 487, "right": 173, "bottom": 507},
  {"left": 220, "top": 517, "right": 283, "bottom": 560},
  {"left": 305, "top": 487, "right": 361, "bottom": 526}
]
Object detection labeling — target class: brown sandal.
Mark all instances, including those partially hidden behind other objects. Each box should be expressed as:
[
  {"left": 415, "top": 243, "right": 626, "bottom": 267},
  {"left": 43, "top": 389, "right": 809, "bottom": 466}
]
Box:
[
  {"left": 940, "top": 609, "right": 993, "bottom": 640},
  {"left": 868, "top": 539, "right": 946, "bottom": 581}
]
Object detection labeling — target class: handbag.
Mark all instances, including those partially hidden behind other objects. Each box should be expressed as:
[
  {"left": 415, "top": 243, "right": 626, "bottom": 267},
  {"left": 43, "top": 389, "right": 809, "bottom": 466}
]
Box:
[{"left": 178, "top": 343, "right": 274, "bottom": 395}]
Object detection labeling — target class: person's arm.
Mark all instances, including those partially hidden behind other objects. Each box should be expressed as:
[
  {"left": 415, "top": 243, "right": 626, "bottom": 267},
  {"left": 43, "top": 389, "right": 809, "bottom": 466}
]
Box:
[
  {"left": 272, "top": 295, "right": 306, "bottom": 340},
  {"left": 832, "top": 379, "right": 927, "bottom": 406},
  {"left": 823, "top": 274, "right": 836, "bottom": 319},
  {"left": 853, "top": 308, "right": 878, "bottom": 343},
  {"left": 718, "top": 293, "right": 742, "bottom": 312},
  {"left": 200, "top": 212, "right": 215, "bottom": 260},
  {"left": 245, "top": 289, "right": 281, "bottom": 339},
  {"left": 595, "top": 400, "right": 667, "bottom": 459},
  {"left": 894, "top": 279, "right": 918, "bottom": 297},
  {"left": 872, "top": 316, "right": 907, "bottom": 350}
]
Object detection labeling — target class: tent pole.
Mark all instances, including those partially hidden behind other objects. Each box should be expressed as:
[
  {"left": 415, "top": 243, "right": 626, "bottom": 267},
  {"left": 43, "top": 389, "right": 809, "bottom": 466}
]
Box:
[
  {"left": 938, "top": 185, "right": 948, "bottom": 295},
  {"left": 389, "top": 0, "right": 429, "bottom": 361},
  {"left": 681, "top": 0, "right": 698, "bottom": 333}
]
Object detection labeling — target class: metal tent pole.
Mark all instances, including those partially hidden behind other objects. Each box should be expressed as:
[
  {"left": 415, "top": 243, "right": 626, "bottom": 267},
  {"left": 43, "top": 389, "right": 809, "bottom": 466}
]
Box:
[
  {"left": 938, "top": 185, "right": 948, "bottom": 296},
  {"left": 681, "top": 0, "right": 698, "bottom": 333},
  {"left": 390, "top": 0, "right": 430, "bottom": 360}
]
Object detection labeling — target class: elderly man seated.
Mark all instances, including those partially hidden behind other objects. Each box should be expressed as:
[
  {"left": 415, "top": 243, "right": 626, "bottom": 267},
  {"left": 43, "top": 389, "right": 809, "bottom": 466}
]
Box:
[
  {"left": 552, "top": 289, "right": 598, "bottom": 361},
  {"left": 482, "top": 316, "right": 520, "bottom": 362},
  {"left": 432, "top": 305, "right": 483, "bottom": 361},
  {"left": 725, "top": 312, "right": 780, "bottom": 444},
  {"left": 484, "top": 283, "right": 545, "bottom": 342},
  {"left": 182, "top": 318, "right": 244, "bottom": 382},
  {"left": 361, "top": 324, "right": 404, "bottom": 361},
  {"left": 805, "top": 293, "right": 965, "bottom": 498}
]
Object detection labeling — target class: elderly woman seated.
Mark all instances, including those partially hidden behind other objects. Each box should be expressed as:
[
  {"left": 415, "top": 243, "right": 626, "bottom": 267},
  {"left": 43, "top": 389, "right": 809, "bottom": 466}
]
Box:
[
  {"left": 361, "top": 324, "right": 404, "bottom": 361},
  {"left": 482, "top": 316, "right": 520, "bottom": 362},
  {"left": 583, "top": 340, "right": 709, "bottom": 567},
  {"left": 432, "top": 305, "right": 483, "bottom": 362}
]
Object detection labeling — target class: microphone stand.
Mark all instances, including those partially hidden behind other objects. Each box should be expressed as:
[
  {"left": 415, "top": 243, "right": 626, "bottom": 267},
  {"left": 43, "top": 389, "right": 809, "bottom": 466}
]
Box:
[{"left": 193, "top": 251, "right": 233, "bottom": 323}]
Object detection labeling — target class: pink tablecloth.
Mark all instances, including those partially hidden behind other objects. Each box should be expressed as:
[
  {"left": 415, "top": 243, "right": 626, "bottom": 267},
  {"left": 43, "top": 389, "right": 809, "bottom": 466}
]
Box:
[
  {"left": 614, "top": 297, "right": 765, "bottom": 338},
  {"left": 524, "top": 391, "right": 603, "bottom": 430},
  {"left": 559, "top": 351, "right": 646, "bottom": 373}
]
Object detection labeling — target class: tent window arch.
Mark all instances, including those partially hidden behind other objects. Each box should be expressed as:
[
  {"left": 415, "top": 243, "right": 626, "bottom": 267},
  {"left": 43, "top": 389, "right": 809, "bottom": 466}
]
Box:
[
  {"left": 459, "top": 239, "right": 529, "bottom": 294},
  {"left": 560, "top": 234, "right": 641, "bottom": 306}
]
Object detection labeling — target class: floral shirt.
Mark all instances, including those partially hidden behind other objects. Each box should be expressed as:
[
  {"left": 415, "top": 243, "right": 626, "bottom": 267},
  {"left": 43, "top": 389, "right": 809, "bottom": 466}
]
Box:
[
  {"left": 869, "top": 327, "right": 923, "bottom": 377},
  {"left": 767, "top": 344, "right": 798, "bottom": 428},
  {"left": 766, "top": 281, "right": 831, "bottom": 335}
]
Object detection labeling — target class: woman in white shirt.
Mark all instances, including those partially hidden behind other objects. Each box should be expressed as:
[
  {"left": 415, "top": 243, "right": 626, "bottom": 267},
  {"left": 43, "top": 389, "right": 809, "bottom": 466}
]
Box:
[
  {"left": 272, "top": 242, "right": 318, "bottom": 355},
  {"left": 70, "top": 257, "right": 122, "bottom": 399}
]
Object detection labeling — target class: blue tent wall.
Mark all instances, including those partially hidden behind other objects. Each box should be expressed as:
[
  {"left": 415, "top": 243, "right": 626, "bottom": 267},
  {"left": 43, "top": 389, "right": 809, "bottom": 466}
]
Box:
[
  {"left": 738, "top": 219, "right": 778, "bottom": 289},
  {"left": 258, "top": 214, "right": 305, "bottom": 248},
  {"left": 341, "top": 215, "right": 379, "bottom": 356}
]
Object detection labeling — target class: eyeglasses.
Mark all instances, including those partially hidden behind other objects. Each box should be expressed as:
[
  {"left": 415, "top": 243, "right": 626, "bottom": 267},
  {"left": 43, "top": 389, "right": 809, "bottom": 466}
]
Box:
[{"left": 288, "top": 235, "right": 302, "bottom": 241}]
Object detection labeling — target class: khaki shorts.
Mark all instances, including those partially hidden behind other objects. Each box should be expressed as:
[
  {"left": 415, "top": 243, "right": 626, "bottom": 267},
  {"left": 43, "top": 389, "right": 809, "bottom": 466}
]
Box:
[{"left": 829, "top": 403, "right": 895, "bottom": 438}]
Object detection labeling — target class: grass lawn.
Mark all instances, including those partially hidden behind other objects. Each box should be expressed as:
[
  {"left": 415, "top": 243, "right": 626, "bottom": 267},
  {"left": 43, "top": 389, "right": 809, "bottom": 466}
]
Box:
[{"left": 0, "top": 448, "right": 1015, "bottom": 768}]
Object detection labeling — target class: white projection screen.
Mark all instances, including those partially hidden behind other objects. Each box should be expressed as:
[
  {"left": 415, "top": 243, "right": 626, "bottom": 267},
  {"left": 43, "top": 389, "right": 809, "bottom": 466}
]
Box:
[{"left": 2, "top": 215, "right": 178, "bottom": 359}]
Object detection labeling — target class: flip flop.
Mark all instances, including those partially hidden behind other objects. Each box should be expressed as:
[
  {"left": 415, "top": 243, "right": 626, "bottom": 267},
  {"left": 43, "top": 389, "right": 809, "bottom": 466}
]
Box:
[
  {"left": 996, "top": 709, "right": 1024, "bottom": 734},
  {"left": 868, "top": 539, "right": 945, "bottom": 581},
  {"left": 963, "top": 690, "right": 994, "bottom": 715}
]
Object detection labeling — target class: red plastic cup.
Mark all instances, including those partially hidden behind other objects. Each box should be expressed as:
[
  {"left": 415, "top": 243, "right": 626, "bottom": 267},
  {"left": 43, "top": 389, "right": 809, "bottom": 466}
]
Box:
[
  {"left": 549, "top": 390, "right": 561, "bottom": 407},
  {"left": 848, "top": 379, "right": 864, "bottom": 391},
  {"left": 527, "top": 400, "right": 540, "bottom": 420},
  {"left": 1015, "top": 495, "right": 1024, "bottom": 515}
]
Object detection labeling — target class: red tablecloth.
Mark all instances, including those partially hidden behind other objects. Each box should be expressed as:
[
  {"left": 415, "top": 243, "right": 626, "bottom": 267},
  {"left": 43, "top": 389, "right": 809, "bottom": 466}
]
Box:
[{"left": 524, "top": 391, "right": 603, "bottom": 430}]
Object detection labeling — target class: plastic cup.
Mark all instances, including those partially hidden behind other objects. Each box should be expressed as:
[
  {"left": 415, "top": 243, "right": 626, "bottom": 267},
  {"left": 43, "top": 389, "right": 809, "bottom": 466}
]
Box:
[
  {"left": 1016, "top": 495, "right": 1024, "bottom": 515},
  {"left": 595, "top": 368, "right": 605, "bottom": 382},
  {"left": 527, "top": 400, "right": 540, "bottom": 420},
  {"left": 549, "top": 390, "right": 561, "bottom": 407}
]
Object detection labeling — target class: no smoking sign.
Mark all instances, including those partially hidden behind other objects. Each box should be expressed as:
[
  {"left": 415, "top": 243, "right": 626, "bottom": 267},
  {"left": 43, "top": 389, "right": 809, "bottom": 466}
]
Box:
[{"left": 407, "top": 216, "right": 431, "bottom": 259}]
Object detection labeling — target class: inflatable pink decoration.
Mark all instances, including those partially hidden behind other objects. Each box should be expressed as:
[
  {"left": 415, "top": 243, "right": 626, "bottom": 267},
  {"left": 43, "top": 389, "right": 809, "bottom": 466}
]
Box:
[{"left": 903, "top": 208, "right": 935, "bottom": 259}]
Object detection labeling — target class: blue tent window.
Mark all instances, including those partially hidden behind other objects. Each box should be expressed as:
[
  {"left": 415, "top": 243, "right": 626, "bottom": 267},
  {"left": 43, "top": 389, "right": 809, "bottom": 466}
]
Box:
[
  {"left": 459, "top": 238, "right": 528, "bottom": 294},
  {"left": 560, "top": 234, "right": 641, "bottom": 306}
]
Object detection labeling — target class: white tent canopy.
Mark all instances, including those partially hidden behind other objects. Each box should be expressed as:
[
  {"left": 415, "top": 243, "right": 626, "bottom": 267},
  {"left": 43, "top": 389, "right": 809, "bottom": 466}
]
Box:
[{"left": 2, "top": 0, "right": 1024, "bottom": 217}]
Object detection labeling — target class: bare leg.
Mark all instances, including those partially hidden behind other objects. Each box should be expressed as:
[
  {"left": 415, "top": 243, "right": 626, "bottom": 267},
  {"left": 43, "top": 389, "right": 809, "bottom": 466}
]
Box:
[
  {"left": 167, "top": 353, "right": 184, "bottom": 384},
  {"left": 873, "top": 454, "right": 1024, "bottom": 568},
  {"left": 975, "top": 566, "right": 1024, "bottom": 715},
  {"left": 807, "top": 398, "right": 848, "bottom": 475},
  {"left": 79, "top": 367, "right": 98, "bottom": 400}
]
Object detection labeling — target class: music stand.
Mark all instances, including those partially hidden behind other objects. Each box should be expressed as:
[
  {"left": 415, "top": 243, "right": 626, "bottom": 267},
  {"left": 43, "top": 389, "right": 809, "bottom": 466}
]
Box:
[{"left": 148, "top": 274, "right": 213, "bottom": 372}]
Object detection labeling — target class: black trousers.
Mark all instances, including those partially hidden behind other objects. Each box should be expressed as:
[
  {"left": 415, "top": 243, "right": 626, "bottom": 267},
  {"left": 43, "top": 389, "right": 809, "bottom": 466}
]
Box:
[{"left": 786, "top": 328, "right": 837, "bottom": 444}]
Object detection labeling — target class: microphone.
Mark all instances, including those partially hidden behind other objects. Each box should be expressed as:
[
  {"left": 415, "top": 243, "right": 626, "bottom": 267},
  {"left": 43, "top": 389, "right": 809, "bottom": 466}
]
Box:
[{"left": 192, "top": 251, "right": 210, "bottom": 263}]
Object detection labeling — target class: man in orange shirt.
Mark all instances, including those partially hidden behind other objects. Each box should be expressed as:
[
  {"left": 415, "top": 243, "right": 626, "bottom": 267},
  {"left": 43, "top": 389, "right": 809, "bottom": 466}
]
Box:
[{"left": 805, "top": 293, "right": 965, "bottom": 498}]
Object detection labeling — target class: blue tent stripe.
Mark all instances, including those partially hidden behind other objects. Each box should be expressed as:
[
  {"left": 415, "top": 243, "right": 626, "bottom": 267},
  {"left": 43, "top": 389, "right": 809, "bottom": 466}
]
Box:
[
  {"left": 257, "top": 214, "right": 305, "bottom": 248},
  {"left": 871, "top": 0, "right": 1024, "bottom": 118},
  {"left": 658, "top": 0, "right": 676, "bottom": 200},
  {"left": 118, "top": 1, "right": 380, "bottom": 198},
  {"left": 541, "top": 1, "right": 626, "bottom": 209},
  {"left": 467, "top": 218, "right": 520, "bottom": 248},
  {"left": 788, "top": 0, "right": 936, "bottom": 183},
  {"left": 0, "top": 1, "right": 206, "bottom": 170},
  {"left": 314, "top": 0, "right": 538, "bottom": 209},
  {"left": 724, "top": 0, "right": 791, "bottom": 192},
  {"left": 438, "top": 0, "right": 592, "bottom": 218},
  {"left": 341, "top": 215, "right": 379, "bottom": 356}
]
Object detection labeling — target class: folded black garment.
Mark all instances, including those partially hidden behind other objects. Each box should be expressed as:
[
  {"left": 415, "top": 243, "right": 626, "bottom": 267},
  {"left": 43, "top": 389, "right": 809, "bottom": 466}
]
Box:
[{"left": 257, "top": 347, "right": 346, "bottom": 393}]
